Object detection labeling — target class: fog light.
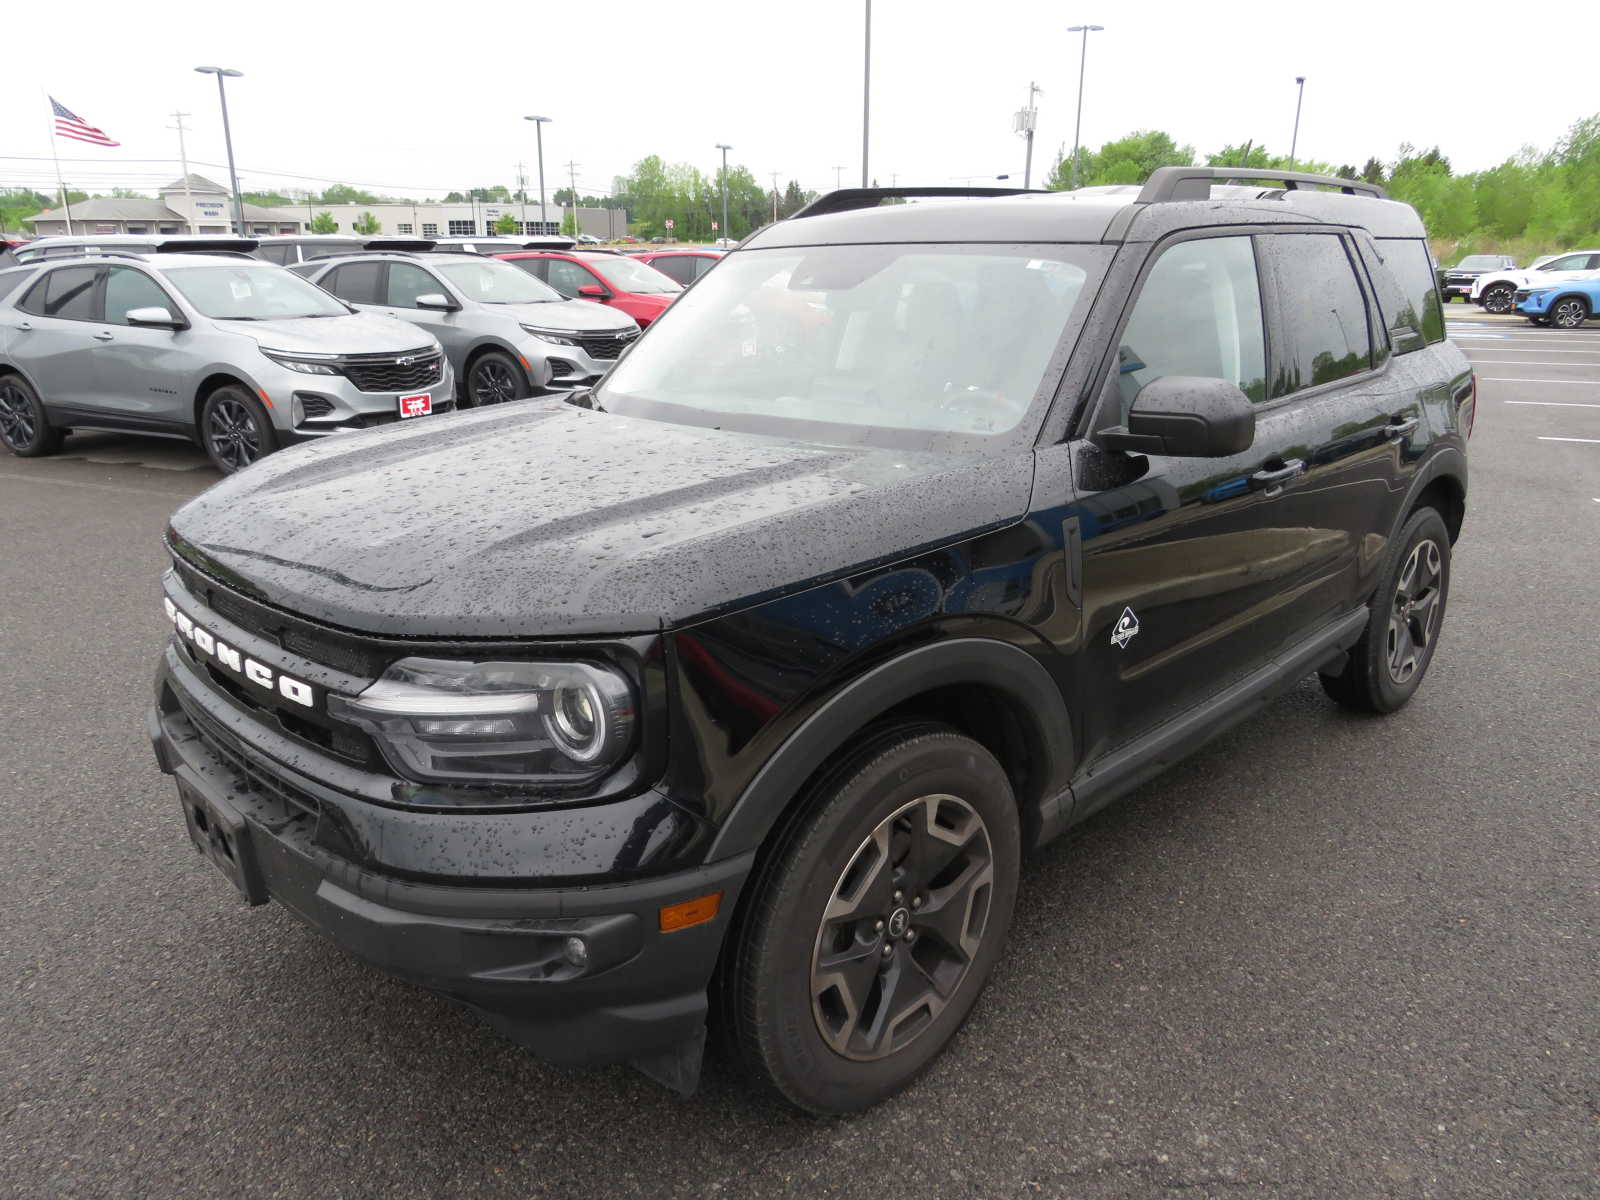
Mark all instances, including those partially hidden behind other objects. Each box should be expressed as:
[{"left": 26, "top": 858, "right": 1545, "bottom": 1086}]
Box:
[{"left": 563, "top": 936, "right": 588, "bottom": 968}]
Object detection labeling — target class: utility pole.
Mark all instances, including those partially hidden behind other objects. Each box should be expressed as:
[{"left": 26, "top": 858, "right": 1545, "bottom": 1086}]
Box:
[
  {"left": 565, "top": 161, "right": 580, "bottom": 237},
  {"left": 1289, "top": 76, "right": 1307, "bottom": 165},
  {"left": 1015, "top": 82, "right": 1042, "bottom": 189},
  {"left": 715, "top": 143, "right": 732, "bottom": 244},
  {"left": 861, "top": 0, "right": 872, "bottom": 186},
  {"left": 515, "top": 160, "right": 528, "bottom": 232},
  {"left": 770, "top": 171, "right": 781, "bottom": 222},
  {"left": 167, "top": 111, "right": 197, "bottom": 233}
]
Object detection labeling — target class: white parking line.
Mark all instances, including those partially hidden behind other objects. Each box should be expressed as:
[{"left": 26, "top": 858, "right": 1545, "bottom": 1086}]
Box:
[
  {"left": 1477, "top": 377, "right": 1600, "bottom": 384},
  {"left": 1504, "top": 400, "right": 1600, "bottom": 408},
  {"left": 1460, "top": 347, "right": 1600, "bottom": 354},
  {"left": 1538, "top": 436, "right": 1600, "bottom": 443},
  {"left": 1466, "top": 360, "right": 1600, "bottom": 367}
]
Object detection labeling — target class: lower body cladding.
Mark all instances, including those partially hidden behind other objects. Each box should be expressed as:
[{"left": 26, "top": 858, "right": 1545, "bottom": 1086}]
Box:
[{"left": 147, "top": 653, "right": 751, "bottom": 1096}]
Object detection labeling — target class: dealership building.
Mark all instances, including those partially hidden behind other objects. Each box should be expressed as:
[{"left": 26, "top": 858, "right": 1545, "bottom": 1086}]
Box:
[{"left": 26, "top": 174, "right": 626, "bottom": 240}]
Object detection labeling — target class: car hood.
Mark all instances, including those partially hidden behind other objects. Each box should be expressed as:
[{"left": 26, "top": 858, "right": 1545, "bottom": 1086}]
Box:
[
  {"left": 489, "top": 298, "right": 638, "bottom": 332},
  {"left": 230, "top": 313, "right": 436, "bottom": 356},
  {"left": 167, "top": 403, "right": 1032, "bottom": 638}
]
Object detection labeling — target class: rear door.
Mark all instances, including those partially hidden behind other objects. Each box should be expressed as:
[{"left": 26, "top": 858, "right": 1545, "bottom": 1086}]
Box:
[
  {"left": 317, "top": 261, "right": 385, "bottom": 309},
  {"left": 9, "top": 265, "right": 105, "bottom": 411}
]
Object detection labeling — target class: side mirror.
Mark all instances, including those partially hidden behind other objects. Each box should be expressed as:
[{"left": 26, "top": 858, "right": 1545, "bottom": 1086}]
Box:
[
  {"left": 577, "top": 284, "right": 609, "bottom": 299},
  {"left": 414, "top": 293, "right": 457, "bottom": 311},
  {"left": 124, "top": 306, "right": 186, "bottom": 330},
  {"left": 1101, "top": 375, "right": 1255, "bottom": 458}
]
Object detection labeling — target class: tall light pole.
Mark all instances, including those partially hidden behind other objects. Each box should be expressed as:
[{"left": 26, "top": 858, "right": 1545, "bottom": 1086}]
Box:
[
  {"left": 524, "top": 116, "right": 552, "bottom": 232},
  {"left": 1067, "top": 24, "right": 1103, "bottom": 189},
  {"left": 1289, "top": 76, "right": 1307, "bottom": 165},
  {"left": 716, "top": 143, "right": 732, "bottom": 243},
  {"left": 861, "top": 0, "right": 872, "bottom": 186},
  {"left": 194, "top": 66, "right": 245, "bottom": 234}
]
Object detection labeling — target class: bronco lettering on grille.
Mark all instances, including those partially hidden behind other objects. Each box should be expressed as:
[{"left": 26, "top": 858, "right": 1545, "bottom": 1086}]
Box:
[{"left": 164, "top": 598, "right": 316, "bottom": 708}]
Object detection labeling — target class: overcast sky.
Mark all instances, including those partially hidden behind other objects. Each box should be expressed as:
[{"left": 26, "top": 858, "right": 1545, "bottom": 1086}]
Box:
[{"left": 3, "top": 1, "right": 1592, "bottom": 204}]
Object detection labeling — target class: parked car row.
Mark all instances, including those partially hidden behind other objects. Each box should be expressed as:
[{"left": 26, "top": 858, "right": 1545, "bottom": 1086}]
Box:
[{"left": 0, "top": 233, "right": 725, "bottom": 474}]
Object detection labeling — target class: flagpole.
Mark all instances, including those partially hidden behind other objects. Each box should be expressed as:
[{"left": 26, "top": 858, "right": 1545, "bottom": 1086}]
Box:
[{"left": 44, "top": 95, "right": 75, "bottom": 235}]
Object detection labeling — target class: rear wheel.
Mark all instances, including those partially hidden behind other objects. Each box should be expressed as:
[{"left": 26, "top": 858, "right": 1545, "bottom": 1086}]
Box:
[
  {"left": 728, "top": 726, "right": 1021, "bottom": 1114},
  {"left": 0, "top": 374, "right": 64, "bottom": 457},
  {"left": 463, "top": 351, "right": 529, "bottom": 408},
  {"left": 201, "top": 385, "right": 276, "bottom": 475},
  {"left": 1480, "top": 283, "right": 1516, "bottom": 315},
  {"left": 1320, "top": 507, "right": 1451, "bottom": 714},
  {"left": 1550, "top": 296, "right": 1590, "bottom": 329}
]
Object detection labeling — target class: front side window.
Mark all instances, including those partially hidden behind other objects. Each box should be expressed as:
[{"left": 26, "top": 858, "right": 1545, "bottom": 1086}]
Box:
[
  {"left": 1114, "top": 236, "right": 1267, "bottom": 414},
  {"left": 434, "top": 259, "right": 562, "bottom": 304},
  {"left": 386, "top": 262, "right": 447, "bottom": 308},
  {"left": 1542, "top": 254, "right": 1587, "bottom": 272},
  {"left": 104, "top": 267, "right": 173, "bottom": 324},
  {"left": 593, "top": 255, "right": 682, "bottom": 295},
  {"left": 21, "top": 265, "right": 100, "bottom": 320},
  {"left": 1261, "top": 234, "right": 1373, "bottom": 398},
  {"left": 163, "top": 264, "right": 350, "bottom": 319},
  {"left": 598, "top": 243, "right": 1108, "bottom": 448}
]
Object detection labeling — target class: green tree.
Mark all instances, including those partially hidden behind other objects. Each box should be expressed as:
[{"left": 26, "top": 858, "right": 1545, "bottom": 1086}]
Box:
[
  {"left": 351, "top": 211, "right": 381, "bottom": 235},
  {"left": 443, "top": 191, "right": 466, "bottom": 203},
  {"left": 493, "top": 211, "right": 518, "bottom": 234},
  {"left": 309, "top": 211, "right": 338, "bottom": 234},
  {"left": 560, "top": 210, "right": 578, "bottom": 237},
  {"left": 317, "top": 184, "right": 380, "bottom": 205}
]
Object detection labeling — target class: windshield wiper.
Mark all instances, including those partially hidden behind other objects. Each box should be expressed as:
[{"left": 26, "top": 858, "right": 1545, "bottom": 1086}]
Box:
[{"left": 218, "top": 315, "right": 261, "bottom": 321}]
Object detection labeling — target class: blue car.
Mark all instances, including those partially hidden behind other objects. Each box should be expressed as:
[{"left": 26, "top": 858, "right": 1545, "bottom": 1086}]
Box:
[{"left": 1514, "top": 275, "right": 1600, "bottom": 328}]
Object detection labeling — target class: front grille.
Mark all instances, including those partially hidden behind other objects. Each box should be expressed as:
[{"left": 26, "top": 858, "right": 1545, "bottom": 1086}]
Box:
[
  {"left": 339, "top": 350, "right": 444, "bottom": 393},
  {"left": 574, "top": 329, "right": 639, "bottom": 360},
  {"left": 177, "top": 690, "right": 323, "bottom": 820}
]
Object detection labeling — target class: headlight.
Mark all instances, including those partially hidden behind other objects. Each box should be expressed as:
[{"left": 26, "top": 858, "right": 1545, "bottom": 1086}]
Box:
[
  {"left": 262, "top": 349, "right": 339, "bottom": 376},
  {"left": 328, "top": 657, "right": 635, "bottom": 786},
  {"left": 520, "top": 325, "right": 580, "bottom": 347}
]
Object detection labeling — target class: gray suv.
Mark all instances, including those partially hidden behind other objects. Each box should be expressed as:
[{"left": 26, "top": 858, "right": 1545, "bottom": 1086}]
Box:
[
  {"left": 294, "top": 252, "right": 639, "bottom": 403},
  {"left": 0, "top": 253, "right": 453, "bottom": 473}
]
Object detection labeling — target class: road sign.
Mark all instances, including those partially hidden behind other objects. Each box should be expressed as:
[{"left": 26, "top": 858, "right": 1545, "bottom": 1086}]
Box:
[
  {"left": 665, "top": 218, "right": 675, "bottom": 230},
  {"left": 711, "top": 221, "right": 718, "bottom": 231}
]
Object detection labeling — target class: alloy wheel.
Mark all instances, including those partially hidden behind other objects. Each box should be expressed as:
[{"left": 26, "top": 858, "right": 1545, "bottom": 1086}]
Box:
[
  {"left": 470, "top": 360, "right": 519, "bottom": 406},
  {"left": 810, "top": 793, "right": 994, "bottom": 1062},
  {"left": 0, "top": 381, "right": 37, "bottom": 449},
  {"left": 1482, "top": 285, "right": 1514, "bottom": 315},
  {"left": 1553, "top": 299, "right": 1587, "bottom": 329},
  {"left": 1387, "top": 538, "right": 1443, "bottom": 685},
  {"left": 206, "top": 396, "right": 262, "bottom": 472}
]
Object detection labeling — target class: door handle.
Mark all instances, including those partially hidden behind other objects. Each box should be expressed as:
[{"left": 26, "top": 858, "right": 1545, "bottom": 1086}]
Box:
[
  {"left": 92, "top": 331, "right": 115, "bottom": 341},
  {"left": 14, "top": 321, "right": 31, "bottom": 331},
  {"left": 1385, "top": 416, "right": 1420, "bottom": 439},
  {"left": 1250, "top": 458, "right": 1304, "bottom": 490}
]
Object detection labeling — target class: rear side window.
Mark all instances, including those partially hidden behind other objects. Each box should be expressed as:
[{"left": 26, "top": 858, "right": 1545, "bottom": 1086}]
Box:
[
  {"left": 1260, "top": 234, "right": 1372, "bottom": 398},
  {"left": 20, "top": 265, "right": 100, "bottom": 320},
  {"left": 647, "top": 256, "right": 696, "bottom": 285},
  {"left": 1374, "top": 238, "right": 1445, "bottom": 346},
  {"left": 256, "top": 244, "right": 293, "bottom": 265},
  {"left": 323, "top": 262, "right": 383, "bottom": 305},
  {"left": 1115, "top": 235, "right": 1268, "bottom": 411}
]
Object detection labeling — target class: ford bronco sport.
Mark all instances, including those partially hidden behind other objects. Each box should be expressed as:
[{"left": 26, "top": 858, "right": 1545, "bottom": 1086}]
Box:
[{"left": 149, "top": 168, "right": 1472, "bottom": 1114}]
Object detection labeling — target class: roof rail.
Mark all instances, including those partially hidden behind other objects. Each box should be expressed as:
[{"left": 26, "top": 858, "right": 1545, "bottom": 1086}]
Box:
[
  {"left": 1138, "top": 167, "right": 1388, "bottom": 203},
  {"left": 792, "top": 186, "right": 1050, "bottom": 220}
]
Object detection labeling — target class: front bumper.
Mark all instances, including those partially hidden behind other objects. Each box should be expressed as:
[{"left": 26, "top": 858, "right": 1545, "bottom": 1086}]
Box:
[
  {"left": 259, "top": 359, "right": 457, "bottom": 440},
  {"left": 148, "top": 652, "right": 751, "bottom": 1069},
  {"left": 1515, "top": 290, "right": 1555, "bottom": 315},
  {"left": 517, "top": 331, "right": 637, "bottom": 390}
]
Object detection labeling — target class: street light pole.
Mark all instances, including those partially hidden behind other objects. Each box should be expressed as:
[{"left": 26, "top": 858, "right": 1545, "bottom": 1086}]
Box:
[
  {"left": 524, "top": 116, "right": 552, "bottom": 233},
  {"left": 716, "top": 143, "right": 732, "bottom": 243},
  {"left": 861, "top": 0, "right": 872, "bottom": 186},
  {"left": 1067, "top": 24, "right": 1103, "bottom": 189},
  {"left": 1289, "top": 76, "right": 1307, "bottom": 165},
  {"left": 194, "top": 66, "right": 245, "bottom": 234}
]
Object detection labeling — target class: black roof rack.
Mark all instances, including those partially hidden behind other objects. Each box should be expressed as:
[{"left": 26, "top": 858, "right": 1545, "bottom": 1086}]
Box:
[
  {"left": 1138, "top": 166, "right": 1387, "bottom": 203},
  {"left": 792, "top": 186, "right": 1050, "bottom": 219}
]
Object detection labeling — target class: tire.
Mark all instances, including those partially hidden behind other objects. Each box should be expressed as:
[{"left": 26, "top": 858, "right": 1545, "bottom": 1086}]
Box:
[
  {"left": 1320, "top": 507, "right": 1451, "bottom": 714},
  {"left": 0, "top": 374, "right": 65, "bottom": 457},
  {"left": 200, "top": 384, "right": 277, "bottom": 475},
  {"left": 728, "top": 725, "right": 1021, "bottom": 1114},
  {"left": 1480, "top": 283, "right": 1516, "bottom": 315},
  {"left": 1550, "top": 295, "right": 1590, "bottom": 329},
  {"left": 462, "top": 351, "right": 529, "bottom": 408}
]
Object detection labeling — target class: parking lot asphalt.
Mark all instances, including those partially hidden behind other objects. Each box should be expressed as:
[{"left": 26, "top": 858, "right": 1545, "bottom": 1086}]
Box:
[{"left": 1, "top": 315, "right": 1596, "bottom": 1199}]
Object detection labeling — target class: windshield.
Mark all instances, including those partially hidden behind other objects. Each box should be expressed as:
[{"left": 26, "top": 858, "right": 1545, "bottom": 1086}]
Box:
[
  {"left": 164, "top": 264, "right": 348, "bottom": 319},
  {"left": 1455, "top": 255, "right": 1503, "bottom": 270},
  {"left": 592, "top": 255, "right": 682, "bottom": 294},
  {"left": 436, "top": 259, "right": 562, "bottom": 303},
  {"left": 597, "top": 243, "right": 1110, "bottom": 448}
]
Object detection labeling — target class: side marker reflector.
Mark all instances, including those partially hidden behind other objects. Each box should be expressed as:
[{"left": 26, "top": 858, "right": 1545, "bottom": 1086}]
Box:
[
  {"left": 659, "top": 891, "right": 722, "bottom": 933},
  {"left": 257, "top": 388, "right": 273, "bottom": 409}
]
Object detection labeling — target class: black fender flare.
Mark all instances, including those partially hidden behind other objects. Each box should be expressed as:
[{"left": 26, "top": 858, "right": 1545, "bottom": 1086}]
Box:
[
  {"left": 1394, "top": 445, "right": 1467, "bottom": 542},
  {"left": 707, "top": 637, "right": 1076, "bottom": 861}
]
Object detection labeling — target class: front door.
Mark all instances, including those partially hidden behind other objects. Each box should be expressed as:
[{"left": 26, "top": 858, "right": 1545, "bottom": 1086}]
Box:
[
  {"left": 372, "top": 261, "right": 467, "bottom": 374},
  {"left": 86, "top": 265, "right": 193, "bottom": 426}
]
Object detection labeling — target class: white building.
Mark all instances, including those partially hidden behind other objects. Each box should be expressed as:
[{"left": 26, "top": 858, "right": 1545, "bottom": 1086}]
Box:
[{"left": 26, "top": 174, "right": 628, "bottom": 240}]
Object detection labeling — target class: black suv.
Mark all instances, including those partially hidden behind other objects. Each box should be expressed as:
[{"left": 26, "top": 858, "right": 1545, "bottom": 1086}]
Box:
[{"left": 148, "top": 169, "right": 1472, "bottom": 1114}]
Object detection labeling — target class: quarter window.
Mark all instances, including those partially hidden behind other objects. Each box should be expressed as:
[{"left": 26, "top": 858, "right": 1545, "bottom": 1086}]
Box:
[
  {"left": 1374, "top": 238, "right": 1445, "bottom": 346},
  {"left": 1261, "top": 234, "right": 1373, "bottom": 398},
  {"left": 21, "top": 265, "right": 100, "bottom": 321},
  {"left": 103, "top": 267, "right": 173, "bottom": 324},
  {"left": 647, "top": 256, "right": 696, "bottom": 285},
  {"left": 1114, "top": 236, "right": 1267, "bottom": 416}
]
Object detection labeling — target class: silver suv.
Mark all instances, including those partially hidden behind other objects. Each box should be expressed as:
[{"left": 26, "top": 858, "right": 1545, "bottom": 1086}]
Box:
[
  {"left": 0, "top": 253, "right": 453, "bottom": 473},
  {"left": 294, "top": 252, "right": 639, "bottom": 403}
]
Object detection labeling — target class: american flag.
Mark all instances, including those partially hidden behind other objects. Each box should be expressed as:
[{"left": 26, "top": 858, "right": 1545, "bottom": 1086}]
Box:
[{"left": 51, "top": 97, "right": 119, "bottom": 147}]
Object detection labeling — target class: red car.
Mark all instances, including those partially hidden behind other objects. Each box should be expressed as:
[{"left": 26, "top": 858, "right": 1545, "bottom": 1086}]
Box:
[
  {"left": 631, "top": 248, "right": 725, "bottom": 287},
  {"left": 496, "top": 250, "right": 683, "bottom": 328}
]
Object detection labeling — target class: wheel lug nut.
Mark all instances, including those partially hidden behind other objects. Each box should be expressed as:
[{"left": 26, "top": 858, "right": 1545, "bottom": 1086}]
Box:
[
  {"left": 873, "top": 919, "right": 884, "bottom": 932},
  {"left": 882, "top": 943, "right": 894, "bottom": 958},
  {"left": 911, "top": 896, "right": 922, "bottom": 909},
  {"left": 893, "top": 890, "right": 903, "bottom": 904}
]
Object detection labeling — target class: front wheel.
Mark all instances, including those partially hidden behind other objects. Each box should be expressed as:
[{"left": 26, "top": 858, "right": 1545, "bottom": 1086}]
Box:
[
  {"left": 1320, "top": 507, "right": 1451, "bottom": 714},
  {"left": 0, "top": 374, "right": 65, "bottom": 457},
  {"left": 1550, "top": 296, "right": 1590, "bottom": 329},
  {"left": 201, "top": 385, "right": 276, "bottom": 475},
  {"left": 1480, "top": 283, "right": 1516, "bottom": 315},
  {"left": 462, "top": 351, "right": 530, "bottom": 408},
  {"left": 728, "top": 726, "right": 1021, "bottom": 1114}
]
